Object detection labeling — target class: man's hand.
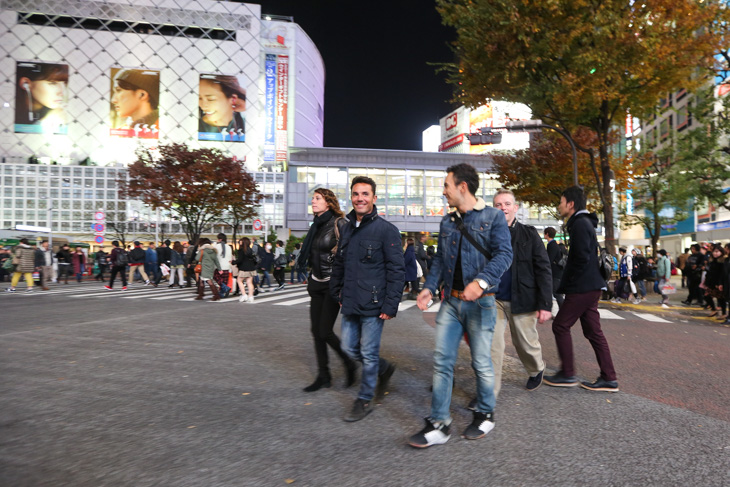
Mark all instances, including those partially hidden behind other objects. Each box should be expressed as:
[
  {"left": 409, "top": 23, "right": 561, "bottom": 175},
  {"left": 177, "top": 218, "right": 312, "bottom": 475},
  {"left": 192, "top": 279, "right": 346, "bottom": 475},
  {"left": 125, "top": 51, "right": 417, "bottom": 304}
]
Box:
[
  {"left": 379, "top": 313, "right": 393, "bottom": 320},
  {"left": 416, "top": 289, "right": 433, "bottom": 310},
  {"left": 460, "top": 281, "right": 484, "bottom": 301},
  {"left": 537, "top": 309, "right": 552, "bottom": 324}
]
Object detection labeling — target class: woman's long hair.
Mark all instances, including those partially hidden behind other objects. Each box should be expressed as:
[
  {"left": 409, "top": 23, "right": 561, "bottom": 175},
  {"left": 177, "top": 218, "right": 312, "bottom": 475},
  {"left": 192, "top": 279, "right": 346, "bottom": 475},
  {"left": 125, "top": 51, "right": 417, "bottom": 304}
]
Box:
[
  {"left": 314, "top": 188, "right": 344, "bottom": 218},
  {"left": 173, "top": 241, "right": 184, "bottom": 253},
  {"left": 240, "top": 237, "right": 251, "bottom": 254}
]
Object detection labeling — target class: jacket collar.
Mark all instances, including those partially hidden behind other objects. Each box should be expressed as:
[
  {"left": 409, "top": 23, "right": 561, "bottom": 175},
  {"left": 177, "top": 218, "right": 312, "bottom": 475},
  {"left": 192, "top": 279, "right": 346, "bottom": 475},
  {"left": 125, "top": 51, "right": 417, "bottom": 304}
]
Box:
[
  {"left": 346, "top": 205, "right": 379, "bottom": 226},
  {"left": 450, "top": 197, "right": 487, "bottom": 219}
]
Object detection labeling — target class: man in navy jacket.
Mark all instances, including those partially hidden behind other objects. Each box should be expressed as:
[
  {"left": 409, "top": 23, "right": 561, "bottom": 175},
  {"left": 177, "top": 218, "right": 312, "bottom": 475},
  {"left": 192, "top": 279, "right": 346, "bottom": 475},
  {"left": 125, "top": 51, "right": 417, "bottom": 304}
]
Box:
[
  {"left": 331, "top": 176, "right": 405, "bottom": 423},
  {"left": 544, "top": 186, "right": 618, "bottom": 392}
]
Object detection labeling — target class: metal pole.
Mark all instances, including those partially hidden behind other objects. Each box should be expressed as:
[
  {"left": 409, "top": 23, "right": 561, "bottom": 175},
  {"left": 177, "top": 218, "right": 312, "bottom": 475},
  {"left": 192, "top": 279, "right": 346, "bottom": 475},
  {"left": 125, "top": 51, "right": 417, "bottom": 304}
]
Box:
[
  {"left": 155, "top": 208, "right": 159, "bottom": 243},
  {"left": 47, "top": 207, "right": 53, "bottom": 252}
]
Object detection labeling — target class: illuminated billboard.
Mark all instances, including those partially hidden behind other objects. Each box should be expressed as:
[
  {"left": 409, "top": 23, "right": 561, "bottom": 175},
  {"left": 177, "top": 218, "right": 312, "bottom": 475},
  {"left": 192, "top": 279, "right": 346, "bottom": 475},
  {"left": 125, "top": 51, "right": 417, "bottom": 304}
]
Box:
[
  {"left": 15, "top": 61, "right": 69, "bottom": 135},
  {"left": 198, "top": 74, "right": 247, "bottom": 142},
  {"left": 110, "top": 67, "right": 160, "bottom": 139},
  {"left": 438, "top": 102, "right": 531, "bottom": 153}
]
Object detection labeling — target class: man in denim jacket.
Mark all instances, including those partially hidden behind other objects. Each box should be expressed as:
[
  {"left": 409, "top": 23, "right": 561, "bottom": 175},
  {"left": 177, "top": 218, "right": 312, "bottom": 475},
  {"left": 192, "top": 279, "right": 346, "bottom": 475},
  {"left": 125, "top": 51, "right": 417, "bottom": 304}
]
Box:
[
  {"left": 331, "top": 176, "right": 405, "bottom": 422},
  {"left": 408, "top": 163, "right": 512, "bottom": 448}
]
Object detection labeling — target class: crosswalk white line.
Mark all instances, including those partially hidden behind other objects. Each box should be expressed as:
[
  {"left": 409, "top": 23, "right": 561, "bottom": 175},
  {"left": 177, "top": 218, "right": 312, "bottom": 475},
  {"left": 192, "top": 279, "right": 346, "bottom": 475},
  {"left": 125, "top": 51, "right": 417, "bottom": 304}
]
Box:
[
  {"left": 424, "top": 302, "right": 441, "bottom": 313},
  {"left": 180, "top": 289, "right": 310, "bottom": 303},
  {"left": 631, "top": 312, "right": 671, "bottom": 323},
  {"left": 599, "top": 309, "right": 624, "bottom": 320},
  {"left": 274, "top": 296, "right": 312, "bottom": 306},
  {"left": 398, "top": 301, "right": 418, "bottom": 311}
]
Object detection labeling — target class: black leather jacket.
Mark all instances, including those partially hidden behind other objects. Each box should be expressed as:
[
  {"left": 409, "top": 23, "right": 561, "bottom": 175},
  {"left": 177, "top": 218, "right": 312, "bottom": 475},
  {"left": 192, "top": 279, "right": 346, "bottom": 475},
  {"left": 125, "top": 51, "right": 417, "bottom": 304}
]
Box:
[{"left": 309, "top": 217, "right": 341, "bottom": 280}]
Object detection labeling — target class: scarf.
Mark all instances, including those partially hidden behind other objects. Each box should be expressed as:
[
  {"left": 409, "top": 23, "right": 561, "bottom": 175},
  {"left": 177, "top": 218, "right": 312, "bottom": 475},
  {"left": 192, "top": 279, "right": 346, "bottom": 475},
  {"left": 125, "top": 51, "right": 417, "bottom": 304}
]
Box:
[{"left": 296, "top": 210, "right": 333, "bottom": 272}]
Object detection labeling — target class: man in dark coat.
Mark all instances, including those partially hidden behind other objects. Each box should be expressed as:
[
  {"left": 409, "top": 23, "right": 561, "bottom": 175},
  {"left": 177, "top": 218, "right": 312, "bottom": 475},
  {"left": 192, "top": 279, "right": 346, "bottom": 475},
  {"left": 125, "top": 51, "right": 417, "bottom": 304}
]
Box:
[
  {"left": 330, "top": 176, "right": 405, "bottom": 423},
  {"left": 544, "top": 226, "right": 564, "bottom": 308},
  {"left": 544, "top": 186, "right": 618, "bottom": 392},
  {"left": 491, "top": 189, "right": 552, "bottom": 395}
]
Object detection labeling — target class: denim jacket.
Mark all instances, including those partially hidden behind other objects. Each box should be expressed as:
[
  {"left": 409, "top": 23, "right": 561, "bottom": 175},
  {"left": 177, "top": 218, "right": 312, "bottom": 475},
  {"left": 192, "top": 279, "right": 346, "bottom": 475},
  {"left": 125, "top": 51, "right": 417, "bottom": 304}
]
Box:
[{"left": 423, "top": 198, "right": 512, "bottom": 297}]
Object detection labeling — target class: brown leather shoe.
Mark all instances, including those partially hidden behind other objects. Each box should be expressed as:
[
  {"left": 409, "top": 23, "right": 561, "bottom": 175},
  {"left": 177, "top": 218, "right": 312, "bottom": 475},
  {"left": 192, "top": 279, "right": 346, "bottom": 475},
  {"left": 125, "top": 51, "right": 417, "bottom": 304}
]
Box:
[{"left": 42, "top": 286, "right": 50, "bottom": 291}]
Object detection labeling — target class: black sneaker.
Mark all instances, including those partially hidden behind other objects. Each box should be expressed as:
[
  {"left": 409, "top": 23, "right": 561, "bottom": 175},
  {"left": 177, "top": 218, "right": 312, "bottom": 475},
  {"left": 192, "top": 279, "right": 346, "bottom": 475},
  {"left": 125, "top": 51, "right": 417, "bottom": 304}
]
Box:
[
  {"left": 467, "top": 398, "right": 477, "bottom": 411},
  {"left": 580, "top": 377, "right": 619, "bottom": 392},
  {"left": 526, "top": 369, "right": 544, "bottom": 391},
  {"left": 377, "top": 362, "right": 396, "bottom": 392},
  {"left": 344, "top": 398, "right": 372, "bottom": 422},
  {"left": 543, "top": 371, "right": 579, "bottom": 388},
  {"left": 461, "top": 411, "right": 495, "bottom": 440},
  {"left": 408, "top": 418, "right": 451, "bottom": 448}
]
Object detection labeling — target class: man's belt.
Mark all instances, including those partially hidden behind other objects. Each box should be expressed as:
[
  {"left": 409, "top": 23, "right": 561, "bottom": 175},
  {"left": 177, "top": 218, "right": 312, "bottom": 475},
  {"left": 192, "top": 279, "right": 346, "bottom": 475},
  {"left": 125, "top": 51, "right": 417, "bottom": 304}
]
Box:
[{"left": 450, "top": 289, "right": 495, "bottom": 300}]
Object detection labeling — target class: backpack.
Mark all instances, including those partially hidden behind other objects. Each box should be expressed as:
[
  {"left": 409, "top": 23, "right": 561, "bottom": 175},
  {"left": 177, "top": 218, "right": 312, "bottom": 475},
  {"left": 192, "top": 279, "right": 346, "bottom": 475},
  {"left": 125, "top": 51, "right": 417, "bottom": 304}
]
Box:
[
  {"left": 598, "top": 247, "right": 613, "bottom": 281},
  {"left": 116, "top": 250, "right": 129, "bottom": 266},
  {"left": 634, "top": 256, "right": 648, "bottom": 279},
  {"left": 555, "top": 247, "right": 568, "bottom": 269},
  {"left": 251, "top": 245, "right": 262, "bottom": 266}
]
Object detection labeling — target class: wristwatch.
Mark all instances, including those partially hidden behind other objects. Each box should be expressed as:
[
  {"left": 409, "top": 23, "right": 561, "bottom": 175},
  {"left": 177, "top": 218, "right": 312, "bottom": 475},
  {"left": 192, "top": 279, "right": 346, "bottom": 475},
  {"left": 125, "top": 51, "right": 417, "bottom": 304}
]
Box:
[{"left": 474, "top": 279, "right": 488, "bottom": 290}]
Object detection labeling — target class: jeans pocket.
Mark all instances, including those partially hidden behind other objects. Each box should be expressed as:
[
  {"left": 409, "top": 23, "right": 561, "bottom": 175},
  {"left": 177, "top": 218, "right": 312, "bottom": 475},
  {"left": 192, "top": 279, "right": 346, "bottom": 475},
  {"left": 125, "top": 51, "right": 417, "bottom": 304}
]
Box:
[{"left": 476, "top": 294, "right": 496, "bottom": 311}]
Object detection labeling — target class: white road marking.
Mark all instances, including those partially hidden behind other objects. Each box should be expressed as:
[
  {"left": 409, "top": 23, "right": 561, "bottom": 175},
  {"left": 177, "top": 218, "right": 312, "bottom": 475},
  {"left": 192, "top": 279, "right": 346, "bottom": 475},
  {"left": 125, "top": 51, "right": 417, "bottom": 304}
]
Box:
[
  {"left": 599, "top": 309, "right": 624, "bottom": 320},
  {"left": 632, "top": 312, "right": 672, "bottom": 323}
]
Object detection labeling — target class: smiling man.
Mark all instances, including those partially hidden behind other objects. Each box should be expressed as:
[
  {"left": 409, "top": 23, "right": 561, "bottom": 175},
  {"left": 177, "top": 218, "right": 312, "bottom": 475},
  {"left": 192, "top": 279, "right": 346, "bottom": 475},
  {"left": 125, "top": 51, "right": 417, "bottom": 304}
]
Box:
[
  {"left": 330, "top": 176, "right": 405, "bottom": 422},
  {"left": 489, "top": 189, "right": 552, "bottom": 397},
  {"left": 408, "top": 163, "right": 512, "bottom": 448}
]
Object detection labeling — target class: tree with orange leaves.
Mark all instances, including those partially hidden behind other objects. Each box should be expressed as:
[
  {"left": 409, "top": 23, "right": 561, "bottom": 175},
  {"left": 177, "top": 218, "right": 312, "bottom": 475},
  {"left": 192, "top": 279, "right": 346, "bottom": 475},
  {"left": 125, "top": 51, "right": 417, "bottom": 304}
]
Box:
[
  {"left": 119, "top": 143, "right": 261, "bottom": 244},
  {"left": 436, "top": 0, "right": 730, "bottom": 254}
]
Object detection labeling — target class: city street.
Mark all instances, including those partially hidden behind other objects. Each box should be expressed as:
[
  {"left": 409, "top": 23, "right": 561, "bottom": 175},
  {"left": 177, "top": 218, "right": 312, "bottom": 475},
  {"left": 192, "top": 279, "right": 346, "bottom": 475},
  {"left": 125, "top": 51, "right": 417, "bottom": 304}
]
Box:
[{"left": 1, "top": 281, "right": 729, "bottom": 486}]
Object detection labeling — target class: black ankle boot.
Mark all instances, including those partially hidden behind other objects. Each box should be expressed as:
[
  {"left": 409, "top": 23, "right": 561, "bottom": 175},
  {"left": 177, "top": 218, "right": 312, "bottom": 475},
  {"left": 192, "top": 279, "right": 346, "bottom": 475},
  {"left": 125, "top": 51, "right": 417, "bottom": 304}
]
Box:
[
  {"left": 344, "top": 360, "right": 357, "bottom": 388},
  {"left": 303, "top": 376, "right": 331, "bottom": 392}
]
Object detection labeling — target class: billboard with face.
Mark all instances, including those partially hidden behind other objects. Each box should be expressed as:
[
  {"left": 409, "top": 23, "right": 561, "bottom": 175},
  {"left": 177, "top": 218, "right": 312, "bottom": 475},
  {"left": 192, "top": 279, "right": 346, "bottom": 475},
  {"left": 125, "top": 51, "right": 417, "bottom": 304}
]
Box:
[
  {"left": 198, "top": 73, "right": 247, "bottom": 142},
  {"left": 110, "top": 67, "right": 160, "bottom": 139},
  {"left": 15, "top": 61, "right": 69, "bottom": 135}
]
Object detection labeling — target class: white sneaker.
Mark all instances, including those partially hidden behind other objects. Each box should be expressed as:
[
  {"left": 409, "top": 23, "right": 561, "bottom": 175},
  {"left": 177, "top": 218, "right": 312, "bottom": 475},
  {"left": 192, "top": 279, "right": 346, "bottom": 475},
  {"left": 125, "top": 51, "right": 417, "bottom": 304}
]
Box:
[
  {"left": 408, "top": 418, "right": 451, "bottom": 448},
  {"left": 239, "top": 294, "right": 248, "bottom": 303},
  {"left": 248, "top": 296, "right": 254, "bottom": 304},
  {"left": 661, "top": 303, "right": 670, "bottom": 309}
]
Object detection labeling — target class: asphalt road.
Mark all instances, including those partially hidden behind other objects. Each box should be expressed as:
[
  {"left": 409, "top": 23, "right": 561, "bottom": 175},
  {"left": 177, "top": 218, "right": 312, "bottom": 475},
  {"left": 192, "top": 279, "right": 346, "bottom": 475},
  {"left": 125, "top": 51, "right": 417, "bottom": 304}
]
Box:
[{"left": 1, "top": 281, "right": 729, "bottom": 486}]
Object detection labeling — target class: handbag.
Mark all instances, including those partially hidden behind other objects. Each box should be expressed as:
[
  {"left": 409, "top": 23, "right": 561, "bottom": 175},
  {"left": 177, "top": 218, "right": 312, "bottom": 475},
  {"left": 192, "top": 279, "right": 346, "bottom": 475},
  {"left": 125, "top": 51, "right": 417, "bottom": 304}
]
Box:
[
  {"left": 194, "top": 263, "right": 202, "bottom": 274},
  {"left": 661, "top": 283, "right": 677, "bottom": 295}
]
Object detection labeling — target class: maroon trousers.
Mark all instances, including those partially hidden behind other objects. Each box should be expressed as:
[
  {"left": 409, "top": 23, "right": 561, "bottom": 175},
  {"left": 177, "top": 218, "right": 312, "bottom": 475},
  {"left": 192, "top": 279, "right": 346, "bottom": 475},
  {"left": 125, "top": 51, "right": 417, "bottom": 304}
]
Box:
[{"left": 551, "top": 290, "right": 617, "bottom": 381}]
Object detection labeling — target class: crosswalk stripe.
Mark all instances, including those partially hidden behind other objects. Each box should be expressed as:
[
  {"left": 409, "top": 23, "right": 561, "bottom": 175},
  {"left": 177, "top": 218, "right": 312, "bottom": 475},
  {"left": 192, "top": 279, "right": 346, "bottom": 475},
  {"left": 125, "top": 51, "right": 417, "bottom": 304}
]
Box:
[
  {"left": 632, "top": 312, "right": 672, "bottom": 323},
  {"left": 179, "top": 289, "right": 310, "bottom": 303},
  {"left": 599, "top": 309, "right": 624, "bottom": 320},
  {"left": 424, "top": 302, "right": 441, "bottom": 313},
  {"left": 274, "top": 296, "right": 312, "bottom": 306},
  {"left": 398, "top": 301, "right": 418, "bottom": 311}
]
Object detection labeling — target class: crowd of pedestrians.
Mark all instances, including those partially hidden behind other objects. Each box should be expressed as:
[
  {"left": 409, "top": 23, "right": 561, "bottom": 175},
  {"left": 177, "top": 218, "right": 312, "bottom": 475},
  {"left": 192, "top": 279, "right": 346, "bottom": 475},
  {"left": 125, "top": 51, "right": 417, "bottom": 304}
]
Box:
[{"left": 3, "top": 163, "right": 729, "bottom": 449}]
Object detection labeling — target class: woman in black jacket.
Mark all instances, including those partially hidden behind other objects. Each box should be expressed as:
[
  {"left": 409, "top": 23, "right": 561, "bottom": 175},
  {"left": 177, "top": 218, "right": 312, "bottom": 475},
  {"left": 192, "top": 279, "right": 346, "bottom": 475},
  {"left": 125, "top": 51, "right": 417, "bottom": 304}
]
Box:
[
  {"left": 235, "top": 237, "right": 258, "bottom": 303},
  {"left": 297, "top": 188, "right": 357, "bottom": 392},
  {"left": 704, "top": 244, "right": 726, "bottom": 319}
]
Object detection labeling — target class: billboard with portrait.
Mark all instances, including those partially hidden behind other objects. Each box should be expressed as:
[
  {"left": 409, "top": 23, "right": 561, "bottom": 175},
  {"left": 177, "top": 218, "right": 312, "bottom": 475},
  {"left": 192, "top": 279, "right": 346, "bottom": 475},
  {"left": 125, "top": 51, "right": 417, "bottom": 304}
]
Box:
[
  {"left": 198, "top": 73, "right": 246, "bottom": 142},
  {"left": 15, "top": 61, "right": 69, "bottom": 135},
  {"left": 110, "top": 67, "right": 160, "bottom": 139}
]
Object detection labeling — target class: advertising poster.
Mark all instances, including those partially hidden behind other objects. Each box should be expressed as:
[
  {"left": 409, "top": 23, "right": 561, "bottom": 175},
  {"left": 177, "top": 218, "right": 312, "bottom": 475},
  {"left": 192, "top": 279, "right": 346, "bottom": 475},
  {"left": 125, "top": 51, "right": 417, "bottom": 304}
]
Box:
[
  {"left": 15, "top": 61, "right": 69, "bottom": 135},
  {"left": 264, "top": 54, "right": 277, "bottom": 161},
  {"left": 110, "top": 67, "right": 160, "bottom": 139},
  {"left": 275, "top": 55, "right": 289, "bottom": 163},
  {"left": 198, "top": 73, "right": 247, "bottom": 142}
]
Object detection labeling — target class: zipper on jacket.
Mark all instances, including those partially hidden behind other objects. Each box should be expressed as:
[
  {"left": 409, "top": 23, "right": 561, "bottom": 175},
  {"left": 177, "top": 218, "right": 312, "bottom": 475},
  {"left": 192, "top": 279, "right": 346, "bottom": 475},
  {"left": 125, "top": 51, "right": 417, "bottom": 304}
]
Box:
[{"left": 371, "top": 286, "right": 378, "bottom": 303}]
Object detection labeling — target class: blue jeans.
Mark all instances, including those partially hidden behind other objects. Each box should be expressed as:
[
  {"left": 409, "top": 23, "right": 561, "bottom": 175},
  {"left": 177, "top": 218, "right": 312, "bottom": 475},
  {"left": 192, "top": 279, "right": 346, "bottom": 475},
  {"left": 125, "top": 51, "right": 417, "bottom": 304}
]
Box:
[
  {"left": 432, "top": 294, "right": 497, "bottom": 422},
  {"left": 260, "top": 270, "right": 271, "bottom": 287},
  {"left": 341, "top": 314, "right": 389, "bottom": 401}
]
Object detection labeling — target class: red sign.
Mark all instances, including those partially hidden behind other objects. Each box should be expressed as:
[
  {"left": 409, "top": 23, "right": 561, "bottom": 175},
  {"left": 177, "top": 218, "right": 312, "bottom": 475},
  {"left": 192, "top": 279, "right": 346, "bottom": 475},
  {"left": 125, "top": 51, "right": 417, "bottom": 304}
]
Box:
[
  {"left": 439, "top": 134, "right": 464, "bottom": 152},
  {"left": 252, "top": 219, "right": 263, "bottom": 231},
  {"left": 445, "top": 112, "right": 458, "bottom": 131}
]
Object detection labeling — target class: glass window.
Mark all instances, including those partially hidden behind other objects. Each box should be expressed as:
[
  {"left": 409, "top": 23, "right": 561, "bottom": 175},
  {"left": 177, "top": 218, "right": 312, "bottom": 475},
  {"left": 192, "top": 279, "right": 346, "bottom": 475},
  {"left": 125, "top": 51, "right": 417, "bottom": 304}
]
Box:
[
  {"left": 84, "top": 201, "right": 94, "bottom": 210},
  {"left": 386, "top": 169, "right": 405, "bottom": 216},
  {"left": 96, "top": 179, "right": 105, "bottom": 188},
  {"left": 61, "top": 167, "right": 71, "bottom": 177},
  {"left": 50, "top": 178, "right": 59, "bottom": 187},
  {"left": 96, "top": 168, "right": 106, "bottom": 177},
  {"left": 26, "top": 177, "right": 36, "bottom": 186},
  {"left": 15, "top": 188, "right": 24, "bottom": 197},
  {"left": 107, "top": 179, "right": 117, "bottom": 188},
  {"left": 15, "top": 210, "right": 23, "bottom": 219},
  {"left": 84, "top": 190, "right": 94, "bottom": 199},
  {"left": 107, "top": 190, "right": 116, "bottom": 199},
  {"left": 27, "top": 188, "right": 35, "bottom": 198},
  {"left": 38, "top": 199, "right": 47, "bottom": 209},
  {"left": 26, "top": 199, "right": 35, "bottom": 208},
  {"left": 61, "top": 189, "right": 70, "bottom": 199},
  {"left": 61, "top": 222, "right": 70, "bottom": 231},
  {"left": 97, "top": 190, "right": 105, "bottom": 200},
  {"left": 72, "top": 222, "right": 81, "bottom": 231},
  {"left": 4, "top": 198, "right": 12, "bottom": 208},
  {"left": 3, "top": 188, "right": 11, "bottom": 197},
  {"left": 3, "top": 210, "right": 11, "bottom": 219},
  {"left": 15, "top": 177, "right": 24, "bottom": 185},
  {"left": 61, "top": 211, "right": 70, "bottom": 220},
  {"left": 38, "top": 178, "right": 47, "bottom": 187},
  {"left": 84, "top": 168, "right": 94, "bottom": 177},
  {"left": 50, "top": 167, "right": 59, "bottom": 176},
  {"left": 265, "top": 173, "right": 274, "bottom": 182},
  {"left": 26, "top": 210, "right": 36, "bottom": 220},
  {"left": 73, "top": 211, "right": 82, "bottom": 220},
  {"left": 3, "top": 176, "right": 11, "bottom": 185},
  {"left": 73, "top": 190, "right": 82, "bottom": 199},
  {"left": 73, "top": 168, "right": 82, "bottom": 177},
  {"left": 72, "top": 200, "right": 81, "bottom": 209},
  {"left": 3, "top": 166, "right": 13, "bottom": 174},
  {"left": 73, "top": 178, "right": 82, "bottom": 188},
  {"left": 39, "top": 189, "right": 47, "bottom": 198},
  {"left": 275, "top": 173, "right": 284, "bottom": 182},
  {"left": 85, "top": 179, "right": 93, "bottom": 188}
]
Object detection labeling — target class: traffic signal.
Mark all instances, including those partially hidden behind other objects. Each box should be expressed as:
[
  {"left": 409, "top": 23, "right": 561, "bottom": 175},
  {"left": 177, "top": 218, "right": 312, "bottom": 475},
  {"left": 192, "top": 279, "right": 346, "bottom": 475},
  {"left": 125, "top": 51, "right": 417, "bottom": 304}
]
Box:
[{"left": 468, "top": 132, "right": 502, "bottom": 145}]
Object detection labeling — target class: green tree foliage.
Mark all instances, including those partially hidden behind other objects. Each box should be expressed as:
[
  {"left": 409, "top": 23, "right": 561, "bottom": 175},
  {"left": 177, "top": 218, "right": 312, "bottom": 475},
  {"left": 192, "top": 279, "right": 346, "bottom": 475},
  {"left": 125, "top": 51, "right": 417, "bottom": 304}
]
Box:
[
  {"left": 119, "top": 143, "right": 260, "bottom": 244},
  {"left": 619, "top": 153, "right": 692, "bottom": 257},
  {"left": 668, "top": 86, "right": 730, "bottom": 212},
  {"left": 436, "top": 0, "right": 729, "bottom": 253}
]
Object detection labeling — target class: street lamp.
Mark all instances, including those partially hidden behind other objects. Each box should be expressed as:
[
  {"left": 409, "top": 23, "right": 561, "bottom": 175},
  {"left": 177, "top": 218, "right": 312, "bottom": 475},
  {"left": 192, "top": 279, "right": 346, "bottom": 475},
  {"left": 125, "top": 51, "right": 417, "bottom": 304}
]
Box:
[{"left": 505, "top": 120, "right": 580, "bottom": 188}]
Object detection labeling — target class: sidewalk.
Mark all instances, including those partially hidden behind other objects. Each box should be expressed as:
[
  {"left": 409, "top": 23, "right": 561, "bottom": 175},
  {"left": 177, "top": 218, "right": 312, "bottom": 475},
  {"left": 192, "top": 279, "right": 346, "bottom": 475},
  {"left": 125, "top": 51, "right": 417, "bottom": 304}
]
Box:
[{"left": 603, "top": 275, "right": 728, "bottom": 325}]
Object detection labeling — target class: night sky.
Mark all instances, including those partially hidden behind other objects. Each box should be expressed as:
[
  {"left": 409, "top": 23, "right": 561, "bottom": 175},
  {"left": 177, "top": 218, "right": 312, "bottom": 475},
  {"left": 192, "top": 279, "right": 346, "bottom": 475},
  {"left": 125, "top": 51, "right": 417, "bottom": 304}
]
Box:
[{"left": 249, "top": 0, "right": 456, "bottom": 150}]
